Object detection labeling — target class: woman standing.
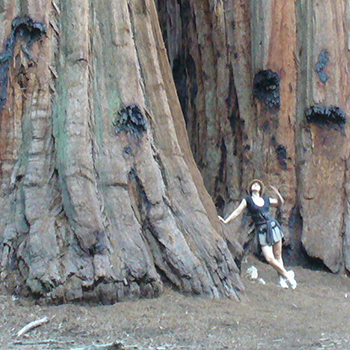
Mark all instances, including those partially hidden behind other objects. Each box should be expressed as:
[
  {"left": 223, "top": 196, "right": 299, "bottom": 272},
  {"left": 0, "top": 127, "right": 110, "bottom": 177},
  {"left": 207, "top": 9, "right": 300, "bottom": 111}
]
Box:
[{"left": 219, "top": 179, "right": 297, "bottom": 289}]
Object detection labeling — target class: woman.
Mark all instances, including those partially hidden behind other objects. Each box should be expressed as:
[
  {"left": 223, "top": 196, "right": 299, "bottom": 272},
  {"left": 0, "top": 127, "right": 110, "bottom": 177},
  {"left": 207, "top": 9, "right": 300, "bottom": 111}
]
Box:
[{"left": 218, "top": 179, "right": 297, "bottom": 289}]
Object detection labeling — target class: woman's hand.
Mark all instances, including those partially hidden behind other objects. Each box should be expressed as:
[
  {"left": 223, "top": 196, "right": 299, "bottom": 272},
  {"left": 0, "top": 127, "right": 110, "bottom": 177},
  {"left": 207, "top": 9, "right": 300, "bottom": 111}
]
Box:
[
  {"left": 218, "top": 199, "right": 247, "bottom": 224},
  {"left": 269, "top": 185, "right": 285, "bottom": 206},
  {"left": 269, "top": 185, "right": 279, "bottom": 195}
]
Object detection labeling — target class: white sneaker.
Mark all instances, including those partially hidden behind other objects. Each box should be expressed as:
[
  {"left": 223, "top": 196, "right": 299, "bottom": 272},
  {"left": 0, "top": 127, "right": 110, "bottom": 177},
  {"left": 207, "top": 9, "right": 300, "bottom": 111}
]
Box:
[
  {"left": 278, "top": 276, "right": 289, "bottom": 289},
  {"left": 286, "top": 270, "right": 297, "bottom": 289}
]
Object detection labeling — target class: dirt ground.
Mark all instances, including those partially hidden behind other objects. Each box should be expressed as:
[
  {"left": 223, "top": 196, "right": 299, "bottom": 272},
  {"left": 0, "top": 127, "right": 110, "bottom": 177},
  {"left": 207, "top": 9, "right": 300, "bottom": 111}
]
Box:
[{"left": 1, "top": 255, "right": 350, "bottom": 350}]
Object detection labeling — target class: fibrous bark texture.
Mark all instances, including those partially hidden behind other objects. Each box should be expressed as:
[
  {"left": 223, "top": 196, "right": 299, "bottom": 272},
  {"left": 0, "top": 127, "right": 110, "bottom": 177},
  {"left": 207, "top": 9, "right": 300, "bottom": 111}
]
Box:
[
  {"left": 156, "top": 0, "right": 253, "bottom": 231},
  {"left": 0, "top": 0, "right": 244, "bottom": 303},
  {"left": 297, "top": 1, "right": 350, "bottom": 272},
  {"left": 157, "top": 0, "right": 350, "bottom": 272}
]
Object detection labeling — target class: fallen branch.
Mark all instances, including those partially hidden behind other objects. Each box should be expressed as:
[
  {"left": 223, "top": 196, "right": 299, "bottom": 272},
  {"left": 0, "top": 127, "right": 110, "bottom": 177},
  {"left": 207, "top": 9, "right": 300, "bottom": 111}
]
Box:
[
  {"left": 17, "top": 316, "right": 50, "bottom": 337},
  {"left": 70, "top": 342, "right": 138, "bottom": 350},
  {"left": 13, "top": 339, "right": 74, "bottom": 346}
]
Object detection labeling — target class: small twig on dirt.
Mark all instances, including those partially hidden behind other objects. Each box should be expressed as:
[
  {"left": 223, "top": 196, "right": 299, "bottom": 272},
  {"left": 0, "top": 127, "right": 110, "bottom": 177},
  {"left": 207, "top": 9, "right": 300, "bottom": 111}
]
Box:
[
  {"left": 17, "top": 316, "right": 50, "bottom": 337},
  {"left": 272, "top": 338, "right": 284, "bottom": 342},
  {"left": 70, "top": 342, "right": 138, "bottom": 350},
  {"left": 13, "top": 339, "right": 74, "bottom": 346}
]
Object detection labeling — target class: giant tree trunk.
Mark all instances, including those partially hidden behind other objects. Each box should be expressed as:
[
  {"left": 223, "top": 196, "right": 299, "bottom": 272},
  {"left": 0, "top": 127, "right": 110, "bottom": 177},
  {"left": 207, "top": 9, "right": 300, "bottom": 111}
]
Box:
[
  {"left": 0, "top": 0, "right": 244, "bottom": 303},
  {"left": 297, "top": 1, "right": 350, "bottom": 272},
  {"left": 158, "top": 0, "right": 350, "bottom": 272},
  {"left": 157, "top": 0, "right": 296, "bottom": 247},
  {"left": 156, "top": 0, "right": 255, "bottom": 250}
]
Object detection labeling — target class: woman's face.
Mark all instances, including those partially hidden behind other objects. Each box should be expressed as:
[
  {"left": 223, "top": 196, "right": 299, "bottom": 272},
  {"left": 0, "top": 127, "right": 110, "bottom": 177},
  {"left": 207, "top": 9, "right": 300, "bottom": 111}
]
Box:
[{"left": 251, "top": 182, "right": 261, "bottom": 194}]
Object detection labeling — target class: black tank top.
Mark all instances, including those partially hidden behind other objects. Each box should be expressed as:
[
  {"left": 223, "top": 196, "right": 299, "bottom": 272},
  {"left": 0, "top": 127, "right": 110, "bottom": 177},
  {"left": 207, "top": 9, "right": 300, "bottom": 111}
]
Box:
[{"left": 245, "top": 195, "right": 273, "bottom": 225}]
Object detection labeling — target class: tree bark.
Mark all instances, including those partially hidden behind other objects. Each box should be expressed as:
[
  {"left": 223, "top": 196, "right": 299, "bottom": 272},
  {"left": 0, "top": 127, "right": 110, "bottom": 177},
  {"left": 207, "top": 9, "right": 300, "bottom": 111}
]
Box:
[
  {"left": 296, "top": 0, "right": 350, "bottom": 272},
  {"left": 156, "top": 0, "right": 253, "bottom": 233},
  {"left": 0, "top": 0, "right": 244, "bottom": 303},
  {"left": 249, "top": 0, "right": 298, "bottom": 250},
  {"left": 157, "top": 0, "right": 295, "bottom": 245},
  {"left": 158, "top": 0, "right": 350, "bottom": 272}
]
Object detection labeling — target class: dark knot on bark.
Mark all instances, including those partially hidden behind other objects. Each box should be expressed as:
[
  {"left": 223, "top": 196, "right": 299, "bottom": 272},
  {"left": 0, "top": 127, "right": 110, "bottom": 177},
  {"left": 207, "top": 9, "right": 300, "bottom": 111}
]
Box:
[
  {"left": 253, "top": 69, "right": 280, "bottom": 110},
  {"left": 115, "top": 104, "right": 147, "bottom": 138},
  {"left": 315, "top": 49, "right": 329, "bottom": 83},
  {"left": 0, "top": 16, "right": 46, "bottom": 113},
  {"left": 305, "top": 105, "right": 347, "bottom": 130}
]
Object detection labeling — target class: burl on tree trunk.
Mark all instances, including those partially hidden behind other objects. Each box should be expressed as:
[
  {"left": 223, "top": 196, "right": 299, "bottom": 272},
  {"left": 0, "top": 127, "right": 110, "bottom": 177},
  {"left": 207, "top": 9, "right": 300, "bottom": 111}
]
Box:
[{"left": 0, "top": 0, "right": 244, "bottom": 303}]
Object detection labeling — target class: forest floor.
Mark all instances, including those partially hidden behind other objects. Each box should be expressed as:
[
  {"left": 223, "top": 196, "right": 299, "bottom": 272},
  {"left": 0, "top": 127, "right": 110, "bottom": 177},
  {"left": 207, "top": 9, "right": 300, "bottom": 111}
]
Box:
[{"left": 1, "top": 254, "right": 350, "bottom": 350}]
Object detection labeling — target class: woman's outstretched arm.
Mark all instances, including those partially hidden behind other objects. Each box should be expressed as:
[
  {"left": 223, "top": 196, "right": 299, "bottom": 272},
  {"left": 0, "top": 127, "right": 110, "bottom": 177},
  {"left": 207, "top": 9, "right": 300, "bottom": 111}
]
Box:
[
  {"left": 218, "top": 199, "right": 247, "bottom": 224},
  {"left": 269, "top": 185, "right": 285, "bottom": 207}
]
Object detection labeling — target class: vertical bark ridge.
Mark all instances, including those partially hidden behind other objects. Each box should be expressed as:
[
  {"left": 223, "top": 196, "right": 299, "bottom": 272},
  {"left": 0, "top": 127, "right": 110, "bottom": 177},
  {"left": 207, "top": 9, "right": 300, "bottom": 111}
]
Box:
[
  {"left": 0, "top": 10, "right": 19, "bottom": 262},
  {"left": 0, "top": 2, "right": 61, "bottom": 294},
  {"left": 84, "top": 0, "right": 162, "bottom": 300},
  {"left": 55, "top": 0, "right": 105, "bottom": 255},
  {"left": 132, "top": 0, "right": 243, "bottom": 298},
  {"left": 221, "top": 0, "right": 257, "bottom": 234}
]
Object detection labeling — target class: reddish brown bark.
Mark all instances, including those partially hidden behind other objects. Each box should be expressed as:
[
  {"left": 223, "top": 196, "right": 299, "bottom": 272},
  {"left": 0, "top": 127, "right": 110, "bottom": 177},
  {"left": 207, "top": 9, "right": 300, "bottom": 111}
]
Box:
[
  {"left": 158, "top": 0, "right": 350, "bottom": 272},
  {"left": 0, "top": 0, "right": 244, "bottom": 303}
]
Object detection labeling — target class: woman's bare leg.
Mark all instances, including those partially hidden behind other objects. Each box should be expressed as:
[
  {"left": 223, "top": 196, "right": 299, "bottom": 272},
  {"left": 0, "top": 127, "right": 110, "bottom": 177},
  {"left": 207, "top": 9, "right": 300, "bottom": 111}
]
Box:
[
  {"left": 261, "top": 244, "right": 289, "bottom": 279},
  {"left": 273, "top": 240, "right": 284, "bottom": 276}
]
